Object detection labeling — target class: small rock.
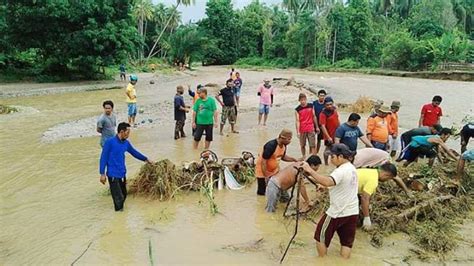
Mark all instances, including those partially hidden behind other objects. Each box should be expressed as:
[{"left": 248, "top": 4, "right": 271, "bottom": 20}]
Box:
[{"left": 148, "top": 119, "right": 153, "bottom": 123}]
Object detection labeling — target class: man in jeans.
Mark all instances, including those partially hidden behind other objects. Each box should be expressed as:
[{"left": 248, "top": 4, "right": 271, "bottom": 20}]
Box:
[
  {"left": 97, "top": 100, "right": 117, "bottom": 147},
  {"left": 193, "top": 88, "right": 218, "bottom": 150},
  {"left": 216, "top": 79, "right": 238, "bottom": 135},
  {"left": 300, "top": 143, "right": 359, "bottom": 259},
  {"left": 99, "top": 122, "right": 152, "bottom": 211}
]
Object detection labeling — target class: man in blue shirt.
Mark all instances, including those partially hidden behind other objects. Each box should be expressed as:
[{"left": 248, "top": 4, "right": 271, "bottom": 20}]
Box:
[
  {"left": 335, "top": 113, "right": 373, "bottom": 151},
  {"left": 99, "top": 122, "right": 152, "bottom": 211},
  {"left": 313, "top": 90, "right": 326, "bottom": 153}
]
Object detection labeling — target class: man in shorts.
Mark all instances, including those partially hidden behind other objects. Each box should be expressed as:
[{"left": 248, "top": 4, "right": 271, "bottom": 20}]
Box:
[
  {"left": 216, "top": 79, "right": 238, "bottom": 135},
  {"left": 97, "top": 100, "right": 117, "bottom": 147},
  {"left": 460, "top": 122, "right": 474, "bottom": 153},
  {"left": 266, "top": 155, "right": 321, "bottom": 212},
  {"left": 295, "top": 93, "right": 319, "bottom": 158},
  {"left": 119, "top": 64, "right": 126, "bottom": 81},
  {"left": 319, "top": 96, "right": 340, "bottom": 165},
  {"left": 125, "top": 74, "right": 138, "bottom": 127},
  {"left": 300, "top": 144, "right": 359, "bottom": 259},
  {"left": 192, "top": 88, "right": 218, "bottom": 150},
  {"left": 257, "top": 78, "right": 274, "bottom": 126}
]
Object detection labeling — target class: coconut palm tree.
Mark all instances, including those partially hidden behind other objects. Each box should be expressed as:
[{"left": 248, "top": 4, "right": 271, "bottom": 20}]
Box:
[
  {"left": 146, "top": 0, "right": 194, "bottom": 61},
  {"left": 132, "top": 0, "right": 154, "bottom": 60}
]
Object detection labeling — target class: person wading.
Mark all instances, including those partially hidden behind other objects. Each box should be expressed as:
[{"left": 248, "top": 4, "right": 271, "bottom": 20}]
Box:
[
  {"left": 192, "top": 88, "right": 218, "bottom": 150},
  {"left": 97, "top": 100, "right": 117, "bottom": 147},
  {"left": 174, "top": 85, "right": 190, "bottom": 140},
  {"left": 125, "top": 74, "right": 138, "bottom": 127},
  {"left": 295, "top": 93, "right": 319, "bottom": 158},
  {"left": 255, "top": 129, "right": 299, "bottom": 196},
  {"left": 313, "top": 89, "right": 327, "bottom": 153},
  {"left": 319, "top": 96, "right": 340, "bottom": 165},
  {"left": 216, "top": 79, "right": 238, "bottom": 135},
  {"left": 99, "top": 122, "right": 152, "bottom": 211},
  {"left": 300, "top": 144, "right": 359, "bottom": 259}
]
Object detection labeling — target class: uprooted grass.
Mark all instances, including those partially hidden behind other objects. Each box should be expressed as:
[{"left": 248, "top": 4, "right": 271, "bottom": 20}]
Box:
[
  {"left": 336, "top": 96, "right": 374, "bottom": 113},
  {"left": 0, "top": 104, "right": 18, "bottom": 114},
  {"left": 302, "top": 161, "right": 473, "bottom": 261}
]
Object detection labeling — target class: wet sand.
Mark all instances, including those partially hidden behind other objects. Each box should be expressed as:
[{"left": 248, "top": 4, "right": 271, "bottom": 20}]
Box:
[{"left": 0, "top": 66, "right": 473, "bottom": 265}]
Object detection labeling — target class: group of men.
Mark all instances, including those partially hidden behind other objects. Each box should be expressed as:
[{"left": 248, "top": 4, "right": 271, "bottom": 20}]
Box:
[{"left": 96, "top": 70, "right": 473, "bottom": 259}]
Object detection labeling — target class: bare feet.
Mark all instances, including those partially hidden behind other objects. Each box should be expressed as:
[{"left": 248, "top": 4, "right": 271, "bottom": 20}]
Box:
[{"left": 232, "top": 130, "right": 239, "bottom": 134}]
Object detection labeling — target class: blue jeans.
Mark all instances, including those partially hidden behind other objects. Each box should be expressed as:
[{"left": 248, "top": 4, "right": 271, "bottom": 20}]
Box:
[
  {"left": 259, "top": 104, "right": 270, "bottom": 115},
  {"left": 127, "top": 103, "right": 137, "bottom": 116},
  {"left": 234, "top": 86, "right": 241, "bottom": 97},
  {"left": 371, "top": 141, "right": 387, "bottom": 150}
]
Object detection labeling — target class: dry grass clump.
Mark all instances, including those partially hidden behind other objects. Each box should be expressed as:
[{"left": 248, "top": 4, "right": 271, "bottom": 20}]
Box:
[
  {"left": 336, "top": 96, "right": 374, "bottom": 113},
  {"left": 0, "top": 104, "right": 18, "bottom": 114}
]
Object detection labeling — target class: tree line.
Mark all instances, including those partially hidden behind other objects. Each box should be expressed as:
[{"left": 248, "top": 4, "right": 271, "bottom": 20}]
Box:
[{"left": 0, "top": 0, "right": 472, "bottom": 81}]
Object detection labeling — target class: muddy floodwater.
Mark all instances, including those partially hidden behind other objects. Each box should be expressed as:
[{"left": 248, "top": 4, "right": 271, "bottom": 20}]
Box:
[{"left": 1, "top": 66, "right": 473, "bottom": 265}]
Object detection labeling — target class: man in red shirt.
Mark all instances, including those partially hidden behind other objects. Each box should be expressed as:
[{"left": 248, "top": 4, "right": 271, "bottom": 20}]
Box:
[
  {"left": 419, "top": 95, "right": 443, "bottom": 127},
  {"left": 295, "top": 93, "right": 319, "bottom": 158},
  {"left": 319, "top": 96, "right": 340, "bottom": 165}
]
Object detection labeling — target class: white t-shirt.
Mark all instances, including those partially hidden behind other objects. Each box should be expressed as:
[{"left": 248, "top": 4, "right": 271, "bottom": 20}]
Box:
[{"left": 326, "top": 162, "right": 359, "bottom": 218}]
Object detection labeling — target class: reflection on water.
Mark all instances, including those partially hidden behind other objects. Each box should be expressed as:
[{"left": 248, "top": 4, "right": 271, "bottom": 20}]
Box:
[{"left": 1, "top": 67, "right": 473, "bottom": 264}]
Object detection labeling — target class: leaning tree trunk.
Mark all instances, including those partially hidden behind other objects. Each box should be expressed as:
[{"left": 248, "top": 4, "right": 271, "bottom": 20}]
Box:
[
  {"left": 146, "top": 4, "right": 179, "bottom": 62},
  {"left": 332, "top": 27, "right": 337, "bottom": 64}
]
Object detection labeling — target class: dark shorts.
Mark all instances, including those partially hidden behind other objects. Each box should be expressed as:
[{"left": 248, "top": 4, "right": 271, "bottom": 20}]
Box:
[
  {"left": 300, "top": 131, "right": 316, "bottom": 148},
  {"left": 194, "top": 124, "right": 213, "bottom": 142},
  {"left": 315, "top": 213, "right": 358, "bottom": 248},
  {"left": 406, "top": 146, "right": 437, "bottom": 162},
  {"left": 461, "top": 124, "right": 474, "bottom": 143}
]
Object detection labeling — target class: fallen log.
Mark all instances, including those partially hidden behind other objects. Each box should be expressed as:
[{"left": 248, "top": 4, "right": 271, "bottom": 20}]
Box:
[{"left": 395, "top": 195, "right": 454, "bottom": 222}]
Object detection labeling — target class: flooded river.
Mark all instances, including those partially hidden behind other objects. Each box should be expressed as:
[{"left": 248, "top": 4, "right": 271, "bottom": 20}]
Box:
[{"left": 1, "top": 66, "right": 473, "bottom": 265}]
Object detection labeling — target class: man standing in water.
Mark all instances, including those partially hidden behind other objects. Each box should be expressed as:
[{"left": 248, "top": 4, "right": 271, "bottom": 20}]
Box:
[
  {"left": 99, "top": 122, "right": 152, "bottom": 211},
  {"left": 97, "top": 100, "right": 117, "bottom": 147},
  {"left": 119, "top": 64, "right": 126, "bottom": 81},
  {"left": 313, "top": 90, "right": 326, "bottom": 153},
  {"left": 257, "top": 78, "right": 274, "bottom": 126},
  {"left": 233, "top": 72, "right": 243, "bottom": 107},
  {"left": 295, "top": 93, "right": 319, "bottom": 158},
  {"left": 174, "top": 85, "right": 190, "bottom": 140},
  {"left": 216, "top": 79, "right": 238, "bottom": 135},
  {"left": 126, "top": 74, "right": 138, "bottom": 127},
  {"left": 300, "top": 144, "right": 359, "bottom": 259},
  {"left": 255, "top": 129, "right": 299, "bottom": 196},
  {"left": 193, "top": 88, "right": 218, "bottom": 150},
  {"left": 319, "top": 96, "right": 340, "bottom": 165}
]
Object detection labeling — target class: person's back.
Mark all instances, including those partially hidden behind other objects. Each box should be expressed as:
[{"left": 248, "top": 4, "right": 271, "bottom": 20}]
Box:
[
  {"left": 356, "top": 168, "right": 379, "bottom": 195},
  {"left": 353, "top": 148, "right": 390, "bottom": 168},
  {"left": 410, "top": 135, "right": 437, "bottom": 148}
]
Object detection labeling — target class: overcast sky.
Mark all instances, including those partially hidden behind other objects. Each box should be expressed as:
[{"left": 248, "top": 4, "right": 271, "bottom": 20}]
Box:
[{"left": 157, "top": 0, "right": 283, "bottom": 23}]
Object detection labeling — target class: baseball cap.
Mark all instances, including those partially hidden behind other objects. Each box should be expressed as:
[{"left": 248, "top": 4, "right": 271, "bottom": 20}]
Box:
[
  {"left": 197, "top": 84, "right": 204, "bottom": 89},
  {"left": 324, "top": 96, "right": 334, "bottom": 104},
  {"left": 330, "top": 144, "right": 356, "bottom": 157},
  {"left": 432, "top": 124, "right": 443, "bottom": 133}
]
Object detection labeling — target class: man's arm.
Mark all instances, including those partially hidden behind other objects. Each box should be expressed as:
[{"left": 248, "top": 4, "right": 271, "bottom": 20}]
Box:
[
  {"left": 430, "top": 138, "right": 457, "bottom": 160},
  {"left": 295, "top": 111, "right": 300, "bottom": 137},
  {"left": 213, "top": 109, "right": 219, "bottom": 127},
  {"left": 216, "top": 92, "right": 224, "bottom": 106},
  {"left": 393, "top": 177, "right": 411, "bottom": 195},
  {"left": 127, "top": 143, "right": 149, "bottom": 162},
  {"left": 283, "top": 154, "right": 299, "bottom": 162},
  {"left": 312, "top": 109, "right": 320, "bottom": 133},
  {"left": 360, "top": 192, "right": 370, "bottom": 218},
  {"left": 99, "top": 141, "right": 111, "bottom": 184},
  {"left": 301, "top": 163, "right": 336, "bottom": 187},
  {"left": 360, "top": 136, "right": 373, "bottom": 148},
  {"left": 419, "top": 107, "right": 425, "bottom": 127},
  {"left": 126, "top": 89, "right": 135, "bottom": 100}
]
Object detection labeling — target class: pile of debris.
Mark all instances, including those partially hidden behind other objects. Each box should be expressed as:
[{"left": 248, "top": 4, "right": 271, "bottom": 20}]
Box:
[
  {"left": 128, "top": 151, "right": 256, "bottom": 201},
  {"left": 302, "top": 161, "right": 473, "bottom": 260}
]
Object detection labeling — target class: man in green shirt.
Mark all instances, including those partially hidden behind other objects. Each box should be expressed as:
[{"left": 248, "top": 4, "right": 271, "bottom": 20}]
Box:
[{"left": 193, "top": 88, "right": 218, "bottom": 150}]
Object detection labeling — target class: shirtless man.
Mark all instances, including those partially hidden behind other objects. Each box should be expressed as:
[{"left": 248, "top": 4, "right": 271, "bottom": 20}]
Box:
[{"left": 265, "top": 155, "right": 321, "bottom": 212}]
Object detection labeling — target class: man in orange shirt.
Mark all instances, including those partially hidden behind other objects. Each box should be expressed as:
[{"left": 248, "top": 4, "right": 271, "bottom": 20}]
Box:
[
  {"left": 255, "top": 129, "right": 299, "bottom": 196},
  {"left": 367, "top": 106, "right": 391, "bottom": 151},
  {"left": 388, "top": 101, "right": 400, "bottom": 157}
]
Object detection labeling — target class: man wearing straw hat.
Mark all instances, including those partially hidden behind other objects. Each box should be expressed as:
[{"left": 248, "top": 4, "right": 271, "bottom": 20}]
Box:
[{"left": 367, "top": 106, "right": 391, "bottom": 151}]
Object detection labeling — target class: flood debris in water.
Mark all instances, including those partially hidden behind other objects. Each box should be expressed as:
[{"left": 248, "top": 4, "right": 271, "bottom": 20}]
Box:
[
  {"left": 299, "top": 161, "right": 473, "bottom": 261},
  {"left": 336, "top": 96, "right": 375, "bottom": 113},
  {"left": 128, "top": 152, "right": 256, "bottom": 203},
  {"left": 222, "top": 238, "right": 264, "bottom": 253},
  {"left": 0, "top": 104, "right": 18, "bottom": 114}
]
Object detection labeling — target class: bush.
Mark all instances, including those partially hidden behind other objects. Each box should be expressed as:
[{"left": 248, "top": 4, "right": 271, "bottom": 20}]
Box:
[{"left": 333, "top": 58, "right": 361, "bottom": 69}]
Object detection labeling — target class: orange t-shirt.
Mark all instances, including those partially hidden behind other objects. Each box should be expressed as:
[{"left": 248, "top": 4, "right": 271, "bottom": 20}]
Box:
[
  {"left": 255, "top": 139, "right": 287, "bottom": 178},
  {"left": 367, "top": 115, "right": 389, "bottom": 143},
  {"left": 387, "top": 113, "right": 398, "bottom": 136}
]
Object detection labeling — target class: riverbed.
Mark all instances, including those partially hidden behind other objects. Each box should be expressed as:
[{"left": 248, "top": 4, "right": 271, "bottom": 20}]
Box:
[{"left": 1, "top": 66, "right": 473, "bottom": 265}]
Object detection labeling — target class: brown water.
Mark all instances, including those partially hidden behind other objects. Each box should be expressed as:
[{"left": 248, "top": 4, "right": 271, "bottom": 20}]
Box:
[{"left": 1, "top": 66, "right": 473, "bottom": 265}]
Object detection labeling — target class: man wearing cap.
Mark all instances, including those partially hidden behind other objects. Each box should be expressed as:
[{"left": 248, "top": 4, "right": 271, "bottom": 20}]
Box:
[
  {"left": 388, "top": 101, "right": 401, "bottom": 157},
  {"left": 257, "top": 78, "right": 275, "bottom": 126},
  {"left": 319, "top": 96, "right": 340, "bottom": 165},
  {"left": 419, "top": 95, "right": 443, "bottom": 127},
  {"left": 126, "top": 74, "right": 138, "bottom": 127},
  {"left": 397, "top": 124, "right": 443, "bottom": 162},
  {"left": 367, "top": 106, "right": 391, "bottom": 151},
  {"left": 300, "top": 143, "right": 358, "bottom": 259},
  {"left": 255, "top": 129, "right": 299, "bottom": 196}
]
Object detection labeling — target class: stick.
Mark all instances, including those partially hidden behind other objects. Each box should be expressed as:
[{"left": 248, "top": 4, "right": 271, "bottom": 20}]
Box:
[
  {"left": 70, "top": 231, "right": 112, "bottom": 265},
  {"left": 395, "top": 195, "right": 454, "bottom": 221},
  {"left": 280, "top": 172, "right": 303, "bottom": 264},
  {"left": 148, "top": 239, "right": 155, "bottom": 266}
]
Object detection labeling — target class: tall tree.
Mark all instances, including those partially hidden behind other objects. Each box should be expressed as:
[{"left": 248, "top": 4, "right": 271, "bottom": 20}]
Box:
[{"left": 347, "top": 0, "right": 374, "bottom": 64}]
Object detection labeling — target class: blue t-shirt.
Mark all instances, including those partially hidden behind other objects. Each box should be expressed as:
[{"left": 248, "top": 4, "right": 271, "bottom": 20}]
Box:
[
  {"left": 335, "top": 123, "right": 364, "bottom": 151},
  {"left": 174, "top": 94, "right": 186, "bottom": 121},
  {"left": 313, "top": 100, "right": 325, "bottom": 121}
]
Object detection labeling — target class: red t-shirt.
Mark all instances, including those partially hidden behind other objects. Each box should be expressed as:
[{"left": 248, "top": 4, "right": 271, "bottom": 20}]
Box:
[
  {"left": 296, "top": 103, "right": 315, "bottom": 133},
  {"left": 319, "top": 109, "right": 340, "bottom": 140},
  {"left": 421, "top": 103, "right": 442, "bottom": 127}
]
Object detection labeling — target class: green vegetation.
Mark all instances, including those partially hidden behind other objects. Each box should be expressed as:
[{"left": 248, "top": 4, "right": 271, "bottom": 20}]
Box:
[{"left": 1, "top": 0, "right": 472, "bottom": 82}]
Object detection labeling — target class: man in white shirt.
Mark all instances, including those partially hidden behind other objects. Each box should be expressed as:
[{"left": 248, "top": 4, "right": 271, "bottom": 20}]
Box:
[{"left": 301, "top": 143, "right": 359, "bottom": 259}]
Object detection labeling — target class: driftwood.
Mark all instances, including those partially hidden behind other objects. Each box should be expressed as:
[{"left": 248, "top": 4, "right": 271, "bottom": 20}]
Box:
[{"left": 395, "top": 195, "right": 454, "bottom": 222}]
